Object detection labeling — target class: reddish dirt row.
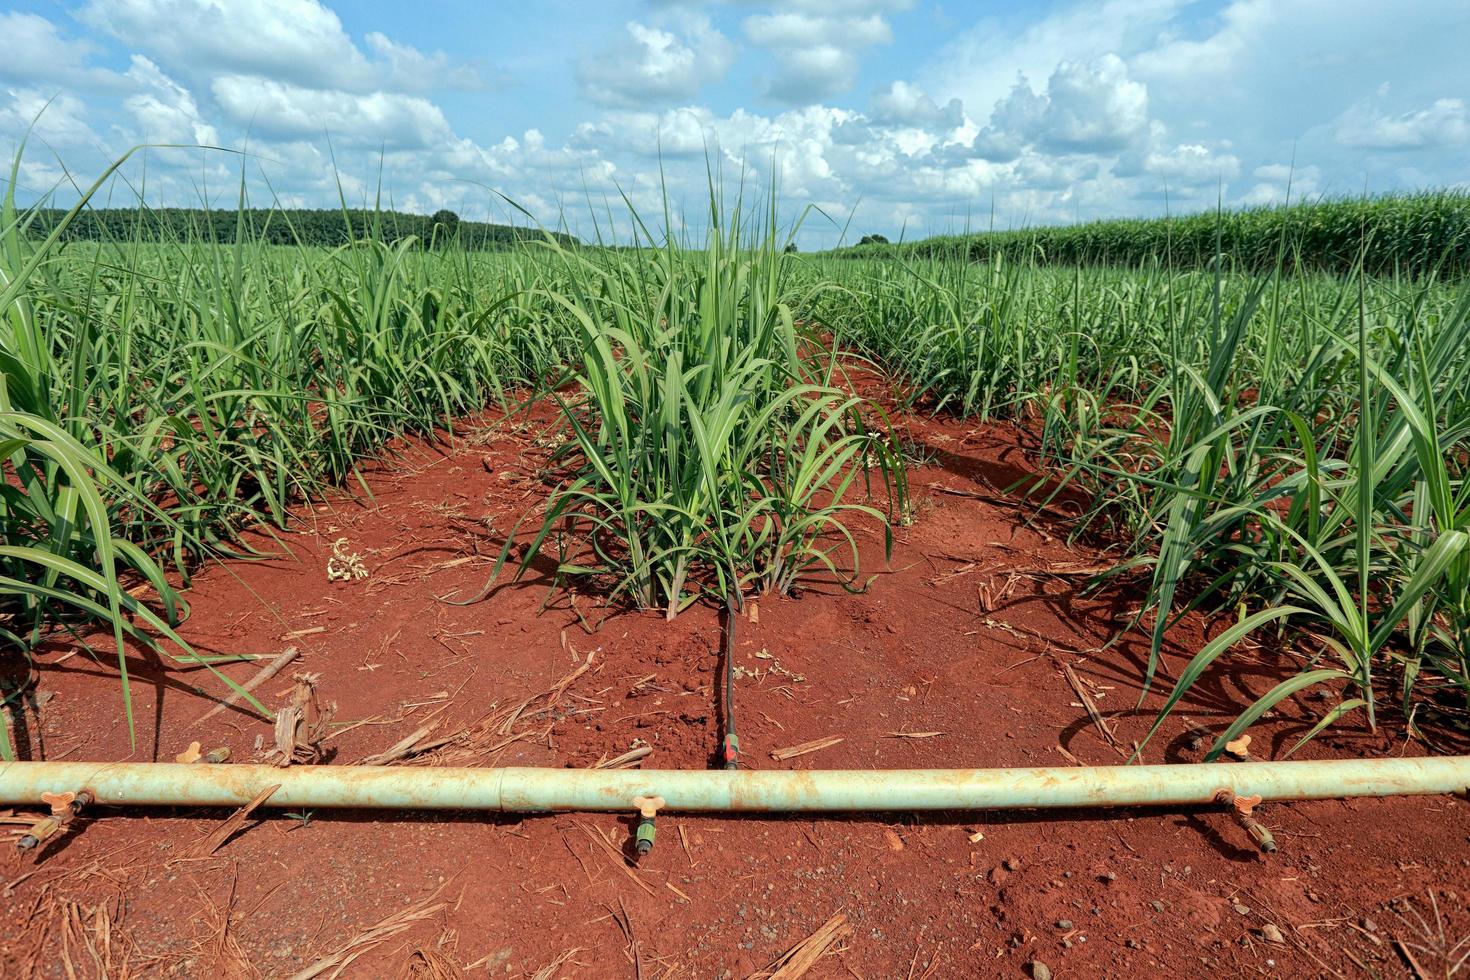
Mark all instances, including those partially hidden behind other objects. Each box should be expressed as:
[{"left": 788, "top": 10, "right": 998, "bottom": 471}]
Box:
[{"left": 3, "top": 395, "right": 1469, "bottom": 978}]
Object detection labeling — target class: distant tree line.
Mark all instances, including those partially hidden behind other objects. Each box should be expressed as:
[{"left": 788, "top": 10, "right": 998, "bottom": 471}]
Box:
[
  {"left": 26, "top": 207, "right": 578, "bottom": 250},
  {"left": 835, "top": 191, "right": 1470, "bottom": 278}
]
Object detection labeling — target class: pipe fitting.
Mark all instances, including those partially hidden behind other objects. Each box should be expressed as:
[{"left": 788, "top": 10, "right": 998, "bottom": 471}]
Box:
[
  {"left": 1216, "top": 789, "right": 1276, "bottom": 854},
  {"left": 632, "top": 795, "right": 665, "bottom": 857},
  {"left": 18, "top": 788, "right": 93, "bottom": 851}
]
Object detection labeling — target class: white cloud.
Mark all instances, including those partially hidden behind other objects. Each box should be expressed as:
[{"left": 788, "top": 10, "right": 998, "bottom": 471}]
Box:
[
  {"left": 81, "top": 0, "right": 478, "bottom": 94},
  {"left": 977, "top": 55, "right": 1149, "bottom": 157},
  {"left": 0, "top": 89, "right": 100, "bottom": 150},
  {"left": 1132, "top": 0, "right": 1470, "bottom": 150},
  {"left": 868, "top": 81, "right": 963, "bottom": 130},
  {"left": 1242, "top": 163, "right": 1321, "bottom": 206},
  {"left": 1334, "top": 97, "right": 1468, "bottom": 151},
  {"left": 923, "top": 0, "right": 1186, "bottom": 119},
  {"left": 123, "top": 57, "right": 219, "bottom": 146},
  {"left": 1138, "top": 142, "right": 1240, "bottom": 184},
  {"left": 743, "top": 3, "right": 907, "bottom": 103},
  {"left": 1132, "top": 0, "right": 1275, "bottom": 83},
  {"left": 0, "top": 13, "right": 106, "bottom": 86},
  {"left": 579, "top": 18, "right": 736, "bottom": 108},
  {"left": 573, "top": 107, "right": 717, "bottom": 158},
  {"left": 210, "top": 76, "right": 452, "bottom": 148},
  {"left": 1031, "top": 55, "right": 1148, "bottom": 153},
  {"left": 364, "top": 32, "right": 484, "bottom": 92}
]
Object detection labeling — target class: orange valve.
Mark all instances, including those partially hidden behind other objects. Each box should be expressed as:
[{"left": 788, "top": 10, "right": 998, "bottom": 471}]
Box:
[
  {"left": 1215, "top": 789, "right": 1276, "bottom": 854},
  {"left": 18, "top": 789, "right": 93, "bottom": 851}
]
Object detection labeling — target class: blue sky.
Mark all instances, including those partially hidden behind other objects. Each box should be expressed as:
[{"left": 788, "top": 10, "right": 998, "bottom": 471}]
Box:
[{"left": 2, "top": 0, "right": 1466, "bottom": 246}]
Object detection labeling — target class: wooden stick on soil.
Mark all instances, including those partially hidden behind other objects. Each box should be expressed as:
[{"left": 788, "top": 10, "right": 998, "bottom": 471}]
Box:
[
  {"left": 186, "top": 783, "right": 280, "bottom": 858},
  {"left": 590, "top": 745, "right": 652, "bottom": 769},
  {"left": 770, "top": 736, "right": 844, "bottom": 762},
  {"left": 1062, "top": 663, "right": 1121, "bottom": 754},
  {"left": 750, "top": 912, "right": 852, "bottom": 980},
  {"left": 354, "top": 723, "right": 438, "bottom": 766},
  {"left": 287, "top": 893, "right": 446, "bottom": 980},
  {"left": 194, "top": 646, "right": 300, "bottom": 725}
]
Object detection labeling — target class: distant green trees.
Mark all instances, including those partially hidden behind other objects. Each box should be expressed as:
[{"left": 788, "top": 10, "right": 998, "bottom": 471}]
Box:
[
  {"left": 857, "top": 233, "right": 890, "bottom": 246},
  {"left": 27, "top": 207, "right": 577, "bottom": 250},
  {"left": 431, "top": 208, "right": 460, "bottom": 246}
]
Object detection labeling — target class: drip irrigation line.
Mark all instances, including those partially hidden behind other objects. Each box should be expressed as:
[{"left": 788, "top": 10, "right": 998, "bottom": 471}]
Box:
[{"left": 721, "top": 590, "right": 740, "bottom": 770}]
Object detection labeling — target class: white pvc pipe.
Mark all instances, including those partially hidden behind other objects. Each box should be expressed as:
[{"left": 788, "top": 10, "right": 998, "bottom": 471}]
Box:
[{"left": 1, "top": 756, "right": 1467, "bottom": 812}]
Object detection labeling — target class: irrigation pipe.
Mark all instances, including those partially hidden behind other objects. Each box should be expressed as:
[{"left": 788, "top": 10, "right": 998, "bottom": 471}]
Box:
[
  {"left": 719, "top": 592, "right": 740, "bottom": 770},
  {"left": 2, "top": 757, "right": 1468, "bottom": 814}
]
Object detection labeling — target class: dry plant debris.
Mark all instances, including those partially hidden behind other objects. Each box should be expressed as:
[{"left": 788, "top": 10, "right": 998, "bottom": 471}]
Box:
[
  {"left": 287, "top": 893, "right": 446, "bottom": 980},
  {"left": 9, "top": 887, "right": 133, "bottom": 980},
  {"left": 748, "top": 912, "right": 852, "bottom": 979},
  {"left": 590, "top": 744, "right": 652, "bottom": 769},
  {"left": 185, "top": 784, "right": 280, "bottom": 859},
  {"left": 1062, "top": 663, "right": 1120, "bottom": 754},
  {"left": 326, "top": 537, "right": 370, "bottom": 582},
  {"left": 395, "top": 929, "right": 469, "bottom": 980},
  {"left": 408, "top": 647, "right": 598, "bottom": 768},
  {"left": 266, "top": 673, "right": 336, "bottom": 767},
  {"left": 194, "top": 646, "right": 300, "bottom": 725},
  {"left": 529, "top": 947, "right": 583, "bottom": 980},
  {"left": 770, "top": 736, "right": 844, "bottom": 761}
]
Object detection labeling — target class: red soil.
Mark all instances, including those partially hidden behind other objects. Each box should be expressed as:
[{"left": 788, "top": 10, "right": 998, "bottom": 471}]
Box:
[{"left": 3, "top": 396, "right": 1468, "bottom": 978}]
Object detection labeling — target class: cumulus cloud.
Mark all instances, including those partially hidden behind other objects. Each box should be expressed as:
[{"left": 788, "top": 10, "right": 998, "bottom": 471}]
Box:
[
  {"left": 1138, "top": 142, "right": 1240, "bottom": 184},
  {"left": 574, "top": 107, "right": 717, "bottom": 158},
  {"left": 1044, "top": 57, "right": 1148, "bottom": 152},
  {"left": 210, "top": 76, "right": 453, "bottom": 148},
  {"left": 1242, "top": 163, "right": 1322, "bottom": 205},
  {"left": 923, "top": 0, "right": 1185, "bottom": 120},
  {"left": 0, "top": 13, "right": 110, "bottom": 86},
  {"left": 81, "top": 0, "right": 479, "bottom": 94},
  {"left": 868, "top": 81, "right": 963, "bottom": 130},
  {"left": 1334, "top": 97, "right": 1469, "bottom": 150},
  {"left": 743, "top": 2, "right": 908, "bottom": 103},
  {"left": 123, "top": 57, "right": 219, "bottom": 146},
  {"left": 0, "top": 89, "right": 100, "bottom": 150},
  {"left": 579, "top": 18, "right": 736, "bottom": 108}
]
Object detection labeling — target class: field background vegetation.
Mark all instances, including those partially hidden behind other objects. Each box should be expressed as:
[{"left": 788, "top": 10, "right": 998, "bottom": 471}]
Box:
[{"left": 835, "top": 190, "right": 1470, "bottom": 279}]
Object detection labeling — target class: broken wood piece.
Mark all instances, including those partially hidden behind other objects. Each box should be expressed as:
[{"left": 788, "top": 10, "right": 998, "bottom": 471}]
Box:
[
  {"left": 590, "top": 746, "right": 652, "bottom": 769},
  {"left": 279, "top": 626, "right": 327, "bottom": 640},
  {"left": 355, "top": 723, "right": 438, "bottom": 766},
  {"left": 270, "top": 673, "right": 335, "bottom": 767},
  {"left": 751, "top": 912, "right": 852, "bottom": 980},
  {"left": 187, "top": 784, "right": 279, "bottom": 858},
  {"left": 1062, "top": 663, "right": 1120, "bottom": 753},
  {"left": 194, "top": 646, "right": 300, "bottom": 725},
  {"left": 770, "top": 736, "right": 844, "bottom": 762}
]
